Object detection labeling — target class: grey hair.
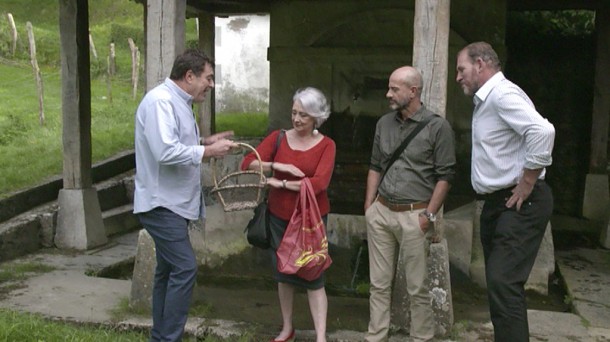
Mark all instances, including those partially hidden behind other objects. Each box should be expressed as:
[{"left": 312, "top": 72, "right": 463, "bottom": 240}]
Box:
[
  {"left": 293, "top": 87, "right": 330, "bottom": 128},
  {"left": 462, "top": 41, "right": 502, "bottom": 71}
]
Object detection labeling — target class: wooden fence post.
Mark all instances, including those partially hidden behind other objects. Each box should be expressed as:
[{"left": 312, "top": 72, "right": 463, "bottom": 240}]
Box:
[
  {"left": 26, "top": 21, "right": 44, "bottom": 126},
  {"left": 7, "top": 13, "right": 17, "bottom": 56},
  {"left": 106, "top": 42, "right": 115, "bottom": 103},
  {"left": 128, "top": 38, "right": 139, "bottom": 100},
  {"left": 89, "top": 33, "right": 97, "bottom": 60}
]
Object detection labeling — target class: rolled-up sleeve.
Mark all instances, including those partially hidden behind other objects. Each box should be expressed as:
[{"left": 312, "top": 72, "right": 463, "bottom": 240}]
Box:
[
  {"left": 497, "top": 89, "right": 555, "bottom": 169},
  {"left": 433, "top": 119, "right": 456, "bottom": 183}
]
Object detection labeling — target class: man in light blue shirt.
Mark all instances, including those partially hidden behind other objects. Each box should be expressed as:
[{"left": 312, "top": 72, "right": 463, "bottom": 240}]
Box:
[
  {"left": 134, "top": 49, "right": 236, "bottom": 342},
  {"left": 456, "top": 42, "right": 555, "bottom": 342}
]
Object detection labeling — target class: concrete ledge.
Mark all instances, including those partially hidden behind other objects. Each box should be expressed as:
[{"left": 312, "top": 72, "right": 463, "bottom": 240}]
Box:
[
  {"left": 102, "top": 204, "right": 139, "bottom": 237},
  {"left": 0, "top": 150, "right": 134, "bottom": 224},
  {"left": 0, "top": 215, "right": 41, "bottom": 262}
]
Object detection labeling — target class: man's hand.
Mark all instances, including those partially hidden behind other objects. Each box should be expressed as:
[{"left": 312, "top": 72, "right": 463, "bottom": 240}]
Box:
[
  {"left": 506, "top": 169, "right": 541, "bottom": 211},
  {"left": 506, "top": 181, "right": 534, "bottom": 211},
  {"left": 203, "top": 131, "right": 234, "bottom": 145},
  {"left": 203, "top": 139, "right": 238, "bottom": 158}
]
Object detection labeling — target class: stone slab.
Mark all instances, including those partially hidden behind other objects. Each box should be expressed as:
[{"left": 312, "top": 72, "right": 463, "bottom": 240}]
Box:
[
  {"left": 469, "top": 201, "right": 555, "bottom": 295},
  {"left": 443, "top": 202, "right": 474, "bottom": 276},
  {"left": 582, "top": 173, "right": 610, "bottom": 222},
  {"left": 528, "top": 310, "right": 589, "bottom": 338},
  {"left": 556, "top": 248, "right": 610, "bottom": 329},
  {"left": 0, "top": 269, "right": 130, "bottom": 323}
]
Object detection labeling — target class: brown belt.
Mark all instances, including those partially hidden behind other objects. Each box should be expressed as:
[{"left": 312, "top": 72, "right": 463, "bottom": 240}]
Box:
[{"left": 377, "top": 195, "right": 428, "bottom": 212}]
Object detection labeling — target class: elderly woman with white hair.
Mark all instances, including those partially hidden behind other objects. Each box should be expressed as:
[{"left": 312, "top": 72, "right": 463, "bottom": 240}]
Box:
[{"left": 241, "top": 87, "right": 336, "bottom": 342}]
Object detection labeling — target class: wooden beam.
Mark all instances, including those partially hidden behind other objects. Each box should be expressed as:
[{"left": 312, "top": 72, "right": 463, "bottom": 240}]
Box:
[
  {"left": 59, "top": 0, "right": 92, "bottom": 189},
  {"left": 412, "top": 0, "right": 450, "bottom": 118},
  {"left": 197, "top": 13, "right": 215, "bottom": 137},
  {"left": 145, "top": 0, "right": 187, "bottom": 91}
]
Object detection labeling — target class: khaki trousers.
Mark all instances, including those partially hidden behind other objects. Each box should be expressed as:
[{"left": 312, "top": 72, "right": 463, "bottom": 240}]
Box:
[{"left": 365, "top": 200, "right": 434, "bottom": 342}]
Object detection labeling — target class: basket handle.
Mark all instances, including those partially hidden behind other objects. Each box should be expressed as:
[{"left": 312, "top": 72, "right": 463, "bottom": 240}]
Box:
[{"left": 211, "top": 142, "right": 265, "bottom": 190}]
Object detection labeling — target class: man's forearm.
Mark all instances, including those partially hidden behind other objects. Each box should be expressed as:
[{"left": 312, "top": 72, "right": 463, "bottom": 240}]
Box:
[
  {"left": 427, "top": 180, "right": 451, "bottom": 215},
  {"left": 365, "top": 170, "right": 381, "bottom": 209}
]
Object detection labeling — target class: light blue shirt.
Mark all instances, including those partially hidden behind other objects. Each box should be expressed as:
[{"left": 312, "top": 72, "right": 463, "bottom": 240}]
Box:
[
  {"left": 133, "top": 78, "right": 206, "bottom": 220},
  {"left": 472, "top": 72, "right": 555, "bottom": 194}
]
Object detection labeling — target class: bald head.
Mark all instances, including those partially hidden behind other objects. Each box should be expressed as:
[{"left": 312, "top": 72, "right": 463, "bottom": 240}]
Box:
[
  {"left": 387, "top": 66, "right": 423, "bottom": 116},
  {"left": 390, "top": 66, "right": 423, "bottom": 95}
]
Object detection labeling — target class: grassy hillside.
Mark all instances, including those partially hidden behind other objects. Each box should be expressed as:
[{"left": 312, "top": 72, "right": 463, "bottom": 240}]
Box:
[
  {"left": 0, "top": 1, "right": 267, "bottom": 198},
  {"left": 0, "top": 1, "right": 145, "bottom": 197}
]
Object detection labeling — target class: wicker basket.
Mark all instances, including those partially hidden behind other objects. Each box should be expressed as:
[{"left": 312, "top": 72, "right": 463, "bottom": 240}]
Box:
[{"left": 210, "top": 142, "right": 266, "bottom": 212}]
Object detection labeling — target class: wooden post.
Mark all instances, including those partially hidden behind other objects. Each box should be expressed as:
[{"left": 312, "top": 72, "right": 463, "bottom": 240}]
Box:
[
  {"left": 26, "top": 21, "right": 44, "bottom": 126},
  {"left": 409, "top": 0, "right": 454, "bottom": 332},
  {"left": 108, "top": 42, "right": 115, "bottom": 76},
  {"left": 56, "top": 0, "right": 106, "bottom": 250},
  {"left": 89, "top": 33, "right": 97, "bottom": 60},
  {"left": 145, "top": 0, "right": 186, "bottom": 91},
  {"left": 106, "top": 42, "right": 114, "bottom": 102},
  {"left": 412, "top": 0, "right": 451, "bottom": 118},
  {"left": 197, "top": 12, "right": 215, "bottom": 137},
  {"left": 128, "top": 38, "right": 140, "bottom": 100},
  {"left": 7, "top": 13, "right": 17, "bottom": 56}
]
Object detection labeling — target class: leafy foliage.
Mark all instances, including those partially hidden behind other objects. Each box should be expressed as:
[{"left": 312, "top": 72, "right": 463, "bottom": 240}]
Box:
[{"left": 509, "top": 10, "right": 595, "bottom": 37}]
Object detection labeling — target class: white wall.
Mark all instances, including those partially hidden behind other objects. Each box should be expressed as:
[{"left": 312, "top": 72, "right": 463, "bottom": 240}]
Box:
[{"left": 214, "top": 14, "right": 270, "bottom": 112}]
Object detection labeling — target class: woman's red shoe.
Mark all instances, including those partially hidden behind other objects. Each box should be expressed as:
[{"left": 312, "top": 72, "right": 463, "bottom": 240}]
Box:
[{"left": 270, "top": 329, "right": 295, "bottom": 342}]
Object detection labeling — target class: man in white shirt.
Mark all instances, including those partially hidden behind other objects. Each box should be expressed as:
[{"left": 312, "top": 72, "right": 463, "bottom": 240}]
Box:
[
  {"left": 456, "top": 42, "right": 555, "bottom": 342},
  {"left": 134, "top": 49, "right": 236, "bottom": 342}
]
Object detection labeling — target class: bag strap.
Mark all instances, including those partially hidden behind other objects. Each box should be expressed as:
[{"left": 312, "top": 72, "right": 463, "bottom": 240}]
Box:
[
  {"left": 379, "top": 114, "right": 436, "bottom": 185},
  {"left": 271, "top": 129, "right": 285, "bottom": 162}
]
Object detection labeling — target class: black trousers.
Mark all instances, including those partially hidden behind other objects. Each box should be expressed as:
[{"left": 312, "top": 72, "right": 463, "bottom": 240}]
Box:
[{"left": 479, "top": 180, "right": 553, "bottom": 342}]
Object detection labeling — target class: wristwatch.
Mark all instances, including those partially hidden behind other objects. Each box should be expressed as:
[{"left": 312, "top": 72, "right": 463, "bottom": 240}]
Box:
[{"left": 420, "top": 210, "right": 437, "bottom": 222}]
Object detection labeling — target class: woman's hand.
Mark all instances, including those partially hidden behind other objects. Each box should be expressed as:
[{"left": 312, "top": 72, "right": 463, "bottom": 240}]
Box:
[
  {"left": 272, "top": 162, "right": 305, "bottom": 177},
  {"left": 266, "top": 177, "right": 283, "bottom": 189}
]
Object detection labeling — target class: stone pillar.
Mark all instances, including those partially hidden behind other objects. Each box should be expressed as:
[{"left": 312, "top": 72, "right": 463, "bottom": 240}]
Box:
[
  {"left": 197, "top": 12, "right": 215, "bottom": 137},
  {"left": 56, "top": 0, "right": 106, "bottom": 250},
  {"left": 390, "top": 239, "right": 453, "bottom": 337},
  {"left": 145, "top": 0, "right": 186, "bottom": 91},
  {"left": 584, "top": 6, "right": 610, "bottom": 225},
  {"left": 590, "top": 7, "right": 610, "bottom": 248}
]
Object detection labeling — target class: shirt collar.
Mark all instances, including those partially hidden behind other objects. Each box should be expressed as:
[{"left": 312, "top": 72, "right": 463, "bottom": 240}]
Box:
[
  {"left": 474, "top": 71, "right": 505, "bottom": 106},
  {"left": 394, "top": 103, "right": 428, "bottom": 123},
  {"left": 164, "top": 78, "right": 194, "bottom": 105}
]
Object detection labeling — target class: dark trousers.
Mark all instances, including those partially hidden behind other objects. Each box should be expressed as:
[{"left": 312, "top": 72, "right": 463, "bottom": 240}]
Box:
[
  {"left": 479, "top": 181, "right": 553, "bottom": 342},
  {"left": 138, "top": 207, "right": 198, "bottom": 342}
]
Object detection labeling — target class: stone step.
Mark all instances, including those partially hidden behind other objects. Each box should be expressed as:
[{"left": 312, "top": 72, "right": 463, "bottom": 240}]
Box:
[{"left": 102, "top": 203, "right": 139, "bottom": 237}]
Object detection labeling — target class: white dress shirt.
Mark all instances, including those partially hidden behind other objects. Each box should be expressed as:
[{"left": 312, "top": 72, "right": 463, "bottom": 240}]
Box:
[
  {"left": 133, "top": 78, "right": 206, "bottom": 220},
  {"left": 471, "top": 72, "right": 555, "bottom": 194}
]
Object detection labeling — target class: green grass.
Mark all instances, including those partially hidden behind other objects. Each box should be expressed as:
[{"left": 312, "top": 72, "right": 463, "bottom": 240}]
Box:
[
  {"left": 0, "top": 307, "right": 258, "bottom": 341},
  {"left": 0, "top": 261, "right": 55, "bottom": 284},
  {"left": 0, "top": 308, "right": 148, "bottom": 342},
  {"left": 0, "top": 2, "right": 268, "bottom": 199},
  {"left": 216, "top": 112, "right": 268, "bottom": 137}
]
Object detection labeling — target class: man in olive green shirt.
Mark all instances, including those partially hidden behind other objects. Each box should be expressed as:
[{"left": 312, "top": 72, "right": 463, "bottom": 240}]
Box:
[{"left": 364, "top": 66, "right": 456, "bottom": 342}]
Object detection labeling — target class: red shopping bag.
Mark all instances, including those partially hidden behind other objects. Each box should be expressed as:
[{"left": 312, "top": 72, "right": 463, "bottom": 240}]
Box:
[{"left": 276, "top": 178, "right": 332, "bottom": 281}]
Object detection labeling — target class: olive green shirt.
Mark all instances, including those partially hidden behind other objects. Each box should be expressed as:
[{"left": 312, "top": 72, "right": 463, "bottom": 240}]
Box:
[{"left": 370, "top": 105, "right": 456, "bottom": 204}]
